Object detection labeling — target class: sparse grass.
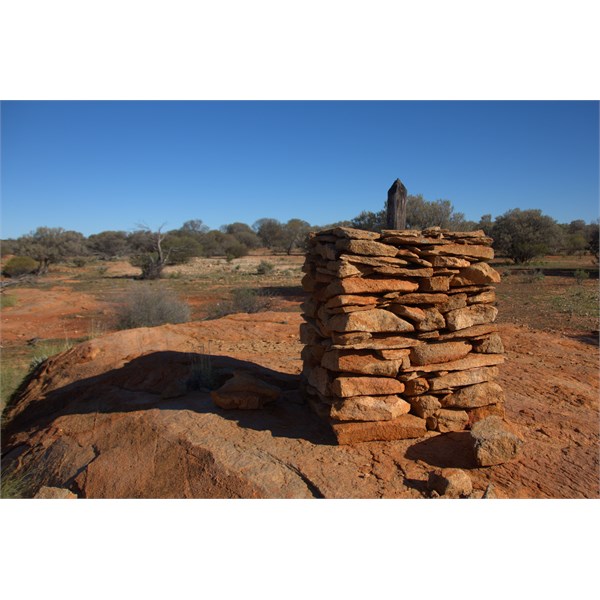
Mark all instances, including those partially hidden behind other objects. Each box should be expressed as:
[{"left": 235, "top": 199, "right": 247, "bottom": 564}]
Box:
[
  {"left": 0, "top": 467, "right": 31, "bottom": 499},
  {"left": 1, "top": 336, "right": 76, "bottom": 418},
  {"left": 496, "top": 273, "right": 599, "bottom": 333},
  {"left": 114, "top": 284, "right": 191, "bottom": 329},
  {"left": 521, "top": 269, "right": 545, "bottom": 283},
  {"left": 549, "top": 288, "right": 599, "bottom": 319},
  {"left": 0, "top": 360, "right": 28, "bottom": 414},
  {"left": 0, "top": 294, "right": 18, "bottom": 308},
  {"left": 186, "top": 346, "right": 220, "bottom": 391},
  {"left": 206, "top": 287, "right": 272, "bottom": 319}
]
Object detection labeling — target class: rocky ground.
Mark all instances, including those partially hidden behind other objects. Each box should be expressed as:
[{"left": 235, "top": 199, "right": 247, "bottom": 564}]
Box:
[{"left": 2, "top": 311, "right": 598, "bottom": 498}]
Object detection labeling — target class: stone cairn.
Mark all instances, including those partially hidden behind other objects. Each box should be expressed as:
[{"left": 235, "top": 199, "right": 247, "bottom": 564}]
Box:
[{"left": 300, "top": 225, "right": 505, "bottom": 445}]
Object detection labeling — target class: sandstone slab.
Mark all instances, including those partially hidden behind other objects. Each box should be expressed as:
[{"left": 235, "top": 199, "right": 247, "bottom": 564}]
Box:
[
  {"left": 405, "top": 353, "right": 504, "bottom": 373},
  {"left": 326, "top": 308, "right": 415, "bottom": 334},
  {"left": 419, "top": 276, "right": 451, "bottom": 292},
  {"left": 331, "top": 376, "right": 405, "bottom": 398},
  {"left": 336, "top": 238, "right": 398, "bottom": 257},
  {"left": 445, "top": 305, "right": 498, "bottom": 331},
  {"left": 428, "top": 366, "right": 500, "bottom": 391},
  {"left": 404, "top": 377, "right": 430, "bottom": 396},
  {"left": 429, "top": 409, "right": 469, "bottom": 432},
  {"left": 452, "top": 262, "right": 501, "bottom": 285},
  {"left": 34, "top": 486, "right": 78, "bottom": 499},
  {"left": 464, "top": 403, "right": 505, "bottom": 426},
  {"left": 421, "top": 243, "right": 494, "bottom": 260},
  {"left": 324, "top": 277, "right": 419, "bottom": 298},
  {"left": 407, "top": 394, "right": 441, "bottom": 419},
  {"left": 321, "top": 350, "right": 403, "bottom": 377},
  {"left": 332, "top": 413, "right": 427, "bottom": 444},
  {"left": 329, "top": 395, "right": 410, "bottom": 422},
  {"left": 472, "top": 333, "right": 505, "bottom": 354},
  {"left": 409, "top": 341, "right": 472, "bottom": 366},
  {"left": 440, "top": 381, "right": 505, "bottom": 408},
  {"left": 211, "top": 371, "right": 281, "bottom": 410},
  {"left": 325, "top": 294, "right": 379, "bottom": 309}
]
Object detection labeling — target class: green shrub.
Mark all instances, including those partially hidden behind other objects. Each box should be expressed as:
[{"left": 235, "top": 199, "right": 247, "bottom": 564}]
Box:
[
  {"left": 2, "top": 256, "right": 38, "bottom": 277},
  {"left": 207, "top": 287, "right": 271, "bottom": 319},
  {"left": 0, "top": 294, "right": 17, "bottom": 308},
  {"left": 71, "top": 257, "right": 89, "bottom": 268},
  {"left": 114, "top": 284, "right": 191, "bottom": 329},
  {"left": 257, "top": 260, "right": 274, "bottom": 275},
  {"left": 574, "top": 269, "right": 589, "bottom": 285},
  {"left": 523, "top": 268, "right": 545, "bottom": 283}
]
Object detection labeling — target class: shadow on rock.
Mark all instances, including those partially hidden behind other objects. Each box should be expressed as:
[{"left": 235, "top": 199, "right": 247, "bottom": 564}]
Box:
[
  {"left": 2, "top": 351, "right": 334, "bottom": 447},
  {"left": 405, "top": 431, "right": 477, "bottom": 469}
]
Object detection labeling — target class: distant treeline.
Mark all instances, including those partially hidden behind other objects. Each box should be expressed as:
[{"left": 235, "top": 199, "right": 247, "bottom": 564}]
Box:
[{"left": 1, "top": 194, "right": 598, "bottom": 279}]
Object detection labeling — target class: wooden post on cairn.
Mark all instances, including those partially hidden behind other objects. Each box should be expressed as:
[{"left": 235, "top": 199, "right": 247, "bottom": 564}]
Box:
[{"left": 387, "top": 178, "right": 408, "bottom": 230}]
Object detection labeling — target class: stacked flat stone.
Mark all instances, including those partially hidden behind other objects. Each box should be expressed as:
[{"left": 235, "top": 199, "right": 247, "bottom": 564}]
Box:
[{"left": 300, "top": 226, "right": 505, "bottom": 445}]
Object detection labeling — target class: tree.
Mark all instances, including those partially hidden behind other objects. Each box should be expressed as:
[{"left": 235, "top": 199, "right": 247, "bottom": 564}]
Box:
[
  {"left": 181, "top": 219, "right": 209, "bottom": 234},
  {"left": 349, "top": 194, "right": 471, "bottom": 232},
  {"left": 253, "top": 218, "right": 285, "bottom": 251},
  {"left": 492, "top": 209, "right": 562, "bottom": 264},
  {"left": 589, "top": 223, "right": 599, "bottom": 263},
  {"left": 351, "top": 210, "right": 385, "bottom": 232},
  {"left": 128, "top": 226, "right": 190, "bottom": 279},
  {"left": 221, "top": 222, "right": 261, "bottom": 250},
  {"left": 87, "top": 230, "right": 130, "bottom": 259},
  {"left": 16, "top": 227, "right": 86, "bottom": 274},
  {"left": 281, "top": 219, "right": 311, "bottom": 254},
  {"left": 162, "top": 230, "right": 204, "bottom": 264},
  {"left": 478, "top": 214, "right": 494, "bottom": 237}
]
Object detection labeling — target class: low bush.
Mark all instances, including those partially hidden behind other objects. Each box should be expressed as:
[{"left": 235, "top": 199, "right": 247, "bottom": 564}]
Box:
[
  {"left": 2, "top": 256, "right": 38, "bottom": 277},
  {"left": 207, "top": 287, "right": 271, "bottom": 319},
  {"left": 257, "top": 260, "right": 274, "bottom": 275},
  {"left": 574, "top": 269, "right": 589, "bottom": 285},
  {"left": 71, "top": 257, "right": 89, "bottom": 268},
  {"left": 114, "top": 284, "right": 191, "bottom": 329}
]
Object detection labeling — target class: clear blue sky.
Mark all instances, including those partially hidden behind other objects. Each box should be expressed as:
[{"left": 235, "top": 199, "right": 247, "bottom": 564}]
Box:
[{"left": 1, "top": 100, "right": 598, "bottom": 239}]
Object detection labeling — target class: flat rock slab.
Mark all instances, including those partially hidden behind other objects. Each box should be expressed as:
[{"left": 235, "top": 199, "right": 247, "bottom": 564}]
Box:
[
  {"left": 329, "top": 395, "right": 411, "bottom": 422},
  {"left": 420, "top": 243, "right": 494, "bottom": 260},
  {"left": 440, "top": 381, "right": 505, "bottom": 409},
  {"left": 324, "top": 277, "right": 419, "bottom": 297},
  {"left": 404, "top": 353, "right": 504, "bottom": 373},
  {"left": 336, "top": 239, "right": 399, "bottom": 257},
  {"left": 211, "top": 371, "right": 281, "bottom": 409},
  {"left": 409, "top": 341, "right": 472, "bottom": 366},
  {"left": 445, "top": 305, "right": 498, "bottom": 331},
  {"left": 321, "top": 349, "right": 403, "bottom": 377},
  {"left": 34, "top": 486, "right": 78, "bottom": 499},
  {"left": 332, "top": 414, "right": 427, "bottom": 444},
  {"left": 331, "top": 376, "right": 405, "bottom": 398},
  {"left": 327, "top": 308, "right": 414, "bottom": 334},
  {"left": 429, "top": 366, "right": 500, "bottom": 391}
]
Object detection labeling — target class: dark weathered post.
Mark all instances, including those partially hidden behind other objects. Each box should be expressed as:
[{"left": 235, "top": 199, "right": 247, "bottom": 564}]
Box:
[{"left": 386, "top": 178, "right": 408, "bottom": 230}]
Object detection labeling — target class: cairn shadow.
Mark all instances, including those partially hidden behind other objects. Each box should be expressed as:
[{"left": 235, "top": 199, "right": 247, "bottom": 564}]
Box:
[
  {"left": 567, "top": 331, "right": 599, "bottom": 347},
  {"left": 1, "top": 351, "right": 335, "bottom": 447},
  {"left": 405, "top": 431, "right": 477, "bottom": 469},
  {"left": 261, "top": 285, "right": 307, "bottom": 302}
]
